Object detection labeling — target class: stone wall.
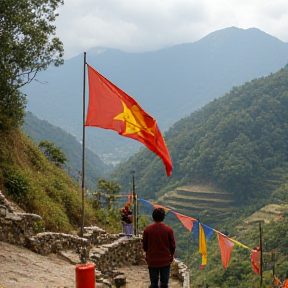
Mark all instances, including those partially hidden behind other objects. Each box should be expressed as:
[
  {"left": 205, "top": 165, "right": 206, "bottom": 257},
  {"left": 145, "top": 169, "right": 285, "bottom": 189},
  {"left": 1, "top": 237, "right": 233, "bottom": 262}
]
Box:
[
  {"left": 84, "top": 225, "right": 123, "bottom": 245},
  {"left": 0, "top": 191, "right": 42, "bottom": 245},
  {"left": 89, "top": 235, "right": 143, "bottom": 274},
  {"left": 26, "top": 232, "right": 90, "bottom": 259},
  {"left": 171, "top": 260, "right": 190, "bottom": 288}
]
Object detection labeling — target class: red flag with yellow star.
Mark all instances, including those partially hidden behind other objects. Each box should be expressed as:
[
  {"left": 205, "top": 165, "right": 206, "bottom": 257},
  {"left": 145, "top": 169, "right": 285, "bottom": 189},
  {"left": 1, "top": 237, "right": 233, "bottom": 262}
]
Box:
[{"left": 85, "top": 64, "right": 172, "bottom": 176}]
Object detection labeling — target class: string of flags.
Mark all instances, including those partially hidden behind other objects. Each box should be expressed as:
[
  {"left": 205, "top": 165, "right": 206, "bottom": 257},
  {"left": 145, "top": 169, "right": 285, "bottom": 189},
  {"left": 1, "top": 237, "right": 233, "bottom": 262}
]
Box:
[
  {"left": 106, "top": 193, "right": 264, "bottom": 274},
  {"left": 117, "top": 194, "right": 254, "bottom": 271},
  {"left": 137, "top": 198, "right": 250, "bottom": 270}
]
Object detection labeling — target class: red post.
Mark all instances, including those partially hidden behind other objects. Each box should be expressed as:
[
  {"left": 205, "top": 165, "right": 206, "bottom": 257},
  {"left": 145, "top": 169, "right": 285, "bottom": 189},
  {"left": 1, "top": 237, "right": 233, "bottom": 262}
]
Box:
[{"left": 75, "top": 263, "right": 96, "bottom": 288}]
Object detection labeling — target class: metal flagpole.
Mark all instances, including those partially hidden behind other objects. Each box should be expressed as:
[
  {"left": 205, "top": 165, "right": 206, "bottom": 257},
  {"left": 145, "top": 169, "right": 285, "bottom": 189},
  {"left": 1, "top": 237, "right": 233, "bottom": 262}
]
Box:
[
  {"left": 259, "top": 222, "right": 263, "bottom": 288},
  {"left": 80, "top": 52, "right": 87, "bottom": 237},
  {"left": 132, "top": 173, "right": 137, "bottom": 236}
]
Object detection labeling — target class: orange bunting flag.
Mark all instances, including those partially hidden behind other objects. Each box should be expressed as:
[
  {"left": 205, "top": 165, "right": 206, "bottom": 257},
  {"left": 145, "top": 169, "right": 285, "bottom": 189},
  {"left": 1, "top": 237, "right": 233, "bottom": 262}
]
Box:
[
  {"left": 149, "top": 201, "right": 171, "bottom": 213},
  {"left": 172, "top": 211, "right": 197, "bottom": 232},
  {"left": 216, "top": 232, "right": 234, "bottom": 269},
  {"left": 199, "top": 223, "right": 207, "bottom": 269},
  {"left": 85, "top": 64, "right": 173, "bottom": 176}
]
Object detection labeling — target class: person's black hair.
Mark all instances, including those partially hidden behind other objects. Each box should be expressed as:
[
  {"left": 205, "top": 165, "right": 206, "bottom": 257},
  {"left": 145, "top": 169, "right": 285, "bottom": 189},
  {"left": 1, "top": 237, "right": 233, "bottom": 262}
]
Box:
[{"left": 152, "top": 208, "right": 165, "bottom": 222}]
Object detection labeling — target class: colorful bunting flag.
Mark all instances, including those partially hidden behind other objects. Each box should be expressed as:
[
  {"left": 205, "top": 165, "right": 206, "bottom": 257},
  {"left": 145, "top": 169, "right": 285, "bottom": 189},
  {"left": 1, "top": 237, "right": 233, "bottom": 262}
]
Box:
[
  {"left": 170, "top": 211, "right": 197, "bottom": 232},
  {"left": 199, "top": 223, "right": 207, "bottom": 269},
  {"left": 216, "top": 231, "right": 234, "bottom": 269}
]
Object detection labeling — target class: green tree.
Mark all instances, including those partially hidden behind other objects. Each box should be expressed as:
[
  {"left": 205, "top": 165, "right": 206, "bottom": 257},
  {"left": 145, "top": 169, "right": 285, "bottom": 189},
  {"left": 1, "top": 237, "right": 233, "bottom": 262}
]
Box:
[
  {"left": 97, "top": 179, "right": 121, "bottom": 195},
  {"left": 97, "top": 179, "right": 121, "bottom": 210},
  {"left": 0, "top": 0, "right": 64, "bottom": 130},
  {"left": 0, "top": 87, "right": 27, "bottom": 130},
  {"left": 39, "top": 140, "right": 67, "bottom": 166}
]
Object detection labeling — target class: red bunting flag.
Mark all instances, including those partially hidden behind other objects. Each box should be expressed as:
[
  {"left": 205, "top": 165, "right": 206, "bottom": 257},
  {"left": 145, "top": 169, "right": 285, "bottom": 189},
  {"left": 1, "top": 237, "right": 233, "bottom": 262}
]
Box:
[
  {"left": 85, "top": 64, "right": 172, "bottom": 176},
  {"left": 216, "top": 232, "right": 234, "bottom": 269},
  {"left": 172, "top": 211, "right": 196, "bottom": 232},
  {"left": 251, "top": 247, "right": 261, "bottom": 275}
]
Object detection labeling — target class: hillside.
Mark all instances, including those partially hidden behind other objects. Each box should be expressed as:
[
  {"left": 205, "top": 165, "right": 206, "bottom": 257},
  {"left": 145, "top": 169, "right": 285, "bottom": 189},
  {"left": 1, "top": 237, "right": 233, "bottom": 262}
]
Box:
[
  {"left": 0, "top": 129, "right": 113, "bottom": 233},
  {"left": 112, "top": 64, "right": 288, "bottom": 211},
  {"left": 22, "top": 111, "right": 114, "bottom": 190},
  {"left": 21, "top": 27, "right": 288, "bottom": 163}
]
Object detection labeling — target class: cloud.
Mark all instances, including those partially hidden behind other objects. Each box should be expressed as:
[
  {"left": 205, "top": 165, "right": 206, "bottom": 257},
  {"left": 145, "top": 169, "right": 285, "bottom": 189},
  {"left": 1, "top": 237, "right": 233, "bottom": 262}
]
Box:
[{"left": 55, "top": 0, "right": 288, "bottom": 59}]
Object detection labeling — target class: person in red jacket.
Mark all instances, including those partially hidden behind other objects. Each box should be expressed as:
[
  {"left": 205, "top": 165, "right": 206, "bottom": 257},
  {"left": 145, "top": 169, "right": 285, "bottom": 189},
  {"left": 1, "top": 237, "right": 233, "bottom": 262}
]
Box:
[{"left": 142, "top": 208, "right": 176, "bottom": 288}]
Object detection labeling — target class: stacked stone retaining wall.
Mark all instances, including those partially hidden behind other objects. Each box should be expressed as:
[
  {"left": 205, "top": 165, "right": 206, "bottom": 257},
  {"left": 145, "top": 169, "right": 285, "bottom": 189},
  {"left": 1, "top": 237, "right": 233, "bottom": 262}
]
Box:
[
  {"left": 26, "top": 232, "right": 90, "bottom": 259},
  {"left": 0, "top": 191, "right": 42, "bottom": 245},
  {"left": 89, "top": 236, "right": 143, "bottom": 274}
]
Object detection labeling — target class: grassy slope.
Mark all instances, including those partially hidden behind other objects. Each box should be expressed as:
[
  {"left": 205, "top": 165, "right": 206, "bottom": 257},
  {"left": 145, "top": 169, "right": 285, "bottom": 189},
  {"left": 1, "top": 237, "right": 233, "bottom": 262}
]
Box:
[{"left": 0, "top": 129, "right": 120, "bottom": 233}]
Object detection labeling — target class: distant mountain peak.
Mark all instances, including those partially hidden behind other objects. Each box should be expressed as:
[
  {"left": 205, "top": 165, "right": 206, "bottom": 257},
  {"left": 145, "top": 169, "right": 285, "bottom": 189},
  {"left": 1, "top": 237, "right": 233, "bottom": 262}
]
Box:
[
  {"left": 88, "top": 47, "right": 108, "bottom": 56},
  {"left": 195, "top": 26, "right": 284, "bottom": 53}
]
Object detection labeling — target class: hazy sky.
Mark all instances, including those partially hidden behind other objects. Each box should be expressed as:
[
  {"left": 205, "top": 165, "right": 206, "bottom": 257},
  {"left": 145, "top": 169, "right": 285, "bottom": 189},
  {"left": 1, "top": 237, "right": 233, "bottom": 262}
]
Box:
[{"left": 55, "top": 0, "right": 288, "bottom": 59}]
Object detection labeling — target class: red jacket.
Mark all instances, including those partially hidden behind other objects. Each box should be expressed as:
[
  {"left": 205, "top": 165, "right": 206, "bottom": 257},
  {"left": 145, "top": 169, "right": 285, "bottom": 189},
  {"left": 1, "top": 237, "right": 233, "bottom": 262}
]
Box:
[{"left": 142, "top": 222, "right": 176, "bottom": 267}]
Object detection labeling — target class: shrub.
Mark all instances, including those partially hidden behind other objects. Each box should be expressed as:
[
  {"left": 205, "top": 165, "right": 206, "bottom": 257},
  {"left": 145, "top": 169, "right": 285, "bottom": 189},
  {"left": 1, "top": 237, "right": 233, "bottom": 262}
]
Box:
[{"left": 3, "top": 166, "right": 31, "bottom": 205}]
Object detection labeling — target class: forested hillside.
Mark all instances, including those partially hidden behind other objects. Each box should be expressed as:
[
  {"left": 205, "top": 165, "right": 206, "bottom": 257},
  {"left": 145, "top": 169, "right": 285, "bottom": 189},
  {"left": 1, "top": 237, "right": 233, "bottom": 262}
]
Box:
[
  {"left": 22, "top": 112, "right": 113, "bottom": 190},
  {"left": 112, "top": 64, "right": 288, "bottom": 208}
]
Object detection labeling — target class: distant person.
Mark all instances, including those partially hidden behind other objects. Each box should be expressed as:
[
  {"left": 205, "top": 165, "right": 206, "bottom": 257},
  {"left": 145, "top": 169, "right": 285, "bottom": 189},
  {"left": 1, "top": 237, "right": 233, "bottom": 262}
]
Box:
[
  {"left": 121, "top": 205, "right": 132, "bottom": 224},
  {"left": 142, "top": 208, "right": 176, "bottom": 288},
  {"left": 121, "top": 205, "right": 133, "bottom": 236}
]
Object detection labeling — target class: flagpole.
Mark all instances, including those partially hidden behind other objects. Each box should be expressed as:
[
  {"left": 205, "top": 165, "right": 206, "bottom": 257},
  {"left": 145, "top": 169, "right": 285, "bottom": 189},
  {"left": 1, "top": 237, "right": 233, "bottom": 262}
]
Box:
[
  {"left": 259, "top": 222, "right": 263, "bottom": 288},
  {"left": 80, "top": 52, "right": 87, "bottom": 237},
  {"left": 132, "top": 173, "right": 137, "bottom": 236}
]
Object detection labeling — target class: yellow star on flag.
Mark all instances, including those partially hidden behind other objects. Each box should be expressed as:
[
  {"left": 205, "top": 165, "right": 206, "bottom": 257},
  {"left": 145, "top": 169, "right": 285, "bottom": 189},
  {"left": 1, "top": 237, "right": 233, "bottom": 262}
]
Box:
[{"left": 114, "top": 100, "right": 155, "bottom": 136}]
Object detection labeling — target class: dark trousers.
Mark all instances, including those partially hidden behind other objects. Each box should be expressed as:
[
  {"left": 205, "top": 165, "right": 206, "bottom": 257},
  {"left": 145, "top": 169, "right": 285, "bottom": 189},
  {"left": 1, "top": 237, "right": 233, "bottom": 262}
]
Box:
[{"left": 148, "top": 264, "right": 171, "bottom": 288}]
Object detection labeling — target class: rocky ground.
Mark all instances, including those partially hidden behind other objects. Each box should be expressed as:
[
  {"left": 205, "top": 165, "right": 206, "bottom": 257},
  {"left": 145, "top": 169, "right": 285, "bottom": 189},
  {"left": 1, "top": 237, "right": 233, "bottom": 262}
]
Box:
[{"left": 0, "top": 241, "right": 182, "bottom": 288}]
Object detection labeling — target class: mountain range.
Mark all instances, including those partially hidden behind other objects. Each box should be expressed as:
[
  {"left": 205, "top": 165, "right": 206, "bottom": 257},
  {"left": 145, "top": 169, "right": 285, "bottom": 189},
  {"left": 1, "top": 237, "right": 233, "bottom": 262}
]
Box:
[{"left": 21, "top": 26, "right": 288, "bottom": 163}]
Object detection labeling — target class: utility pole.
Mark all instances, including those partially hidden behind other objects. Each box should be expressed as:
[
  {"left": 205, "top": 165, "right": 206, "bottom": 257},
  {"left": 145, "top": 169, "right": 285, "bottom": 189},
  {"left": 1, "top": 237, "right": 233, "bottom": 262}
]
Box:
[
  {"left": 259, "top": 222, "right": 263, "bottom": 288},
  {"left": 132, "top": 173, "right": 138, "bottom": 236}
]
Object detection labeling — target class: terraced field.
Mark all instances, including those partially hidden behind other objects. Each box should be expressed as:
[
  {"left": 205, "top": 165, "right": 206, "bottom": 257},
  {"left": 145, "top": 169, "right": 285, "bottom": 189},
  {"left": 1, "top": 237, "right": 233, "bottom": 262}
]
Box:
[
  {"left": 159, "top": 184, "right": 237, "bottom": 225},
  {"left": 157, "top": 164, "right": 288, "bottom": 226}
]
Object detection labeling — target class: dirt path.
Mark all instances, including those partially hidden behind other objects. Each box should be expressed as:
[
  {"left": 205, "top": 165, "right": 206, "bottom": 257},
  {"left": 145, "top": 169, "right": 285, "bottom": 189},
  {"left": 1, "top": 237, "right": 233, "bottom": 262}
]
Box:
[
  {"left": 117, "top": 266, "right": 182, "bottom": 288},
  {"left": 0, "top": 241, "right": 75, "bottom": 288},
  {"left": 0, "top": 241, "right": 182, "bottom": 288}
]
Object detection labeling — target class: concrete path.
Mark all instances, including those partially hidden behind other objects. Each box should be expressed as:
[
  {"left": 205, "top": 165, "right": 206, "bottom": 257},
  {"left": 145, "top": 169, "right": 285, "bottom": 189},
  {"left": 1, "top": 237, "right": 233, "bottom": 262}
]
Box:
[{"left": 0, "top": 241, "right": 75, "bottom": 288}]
